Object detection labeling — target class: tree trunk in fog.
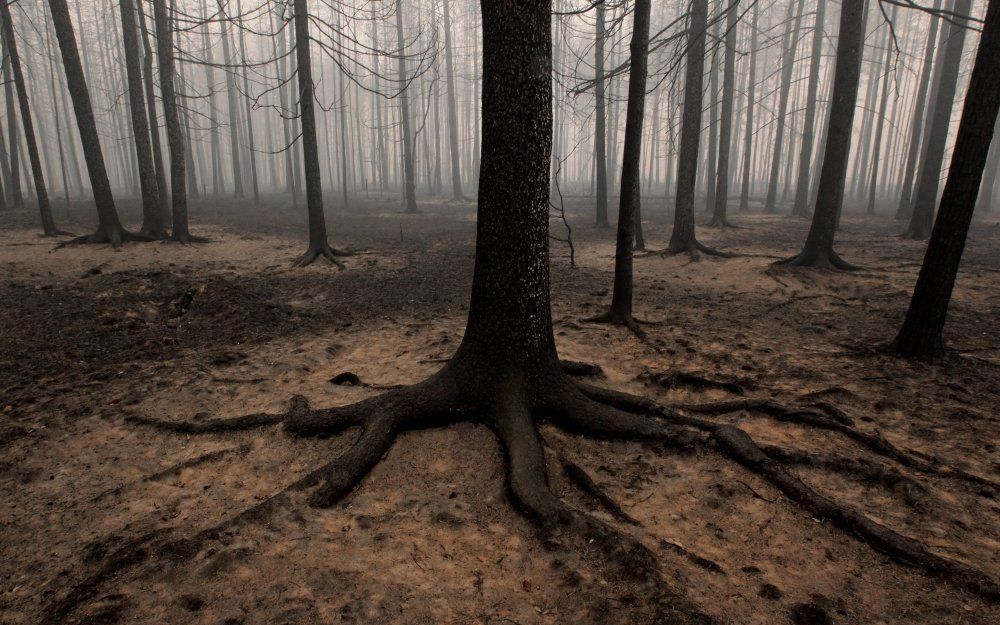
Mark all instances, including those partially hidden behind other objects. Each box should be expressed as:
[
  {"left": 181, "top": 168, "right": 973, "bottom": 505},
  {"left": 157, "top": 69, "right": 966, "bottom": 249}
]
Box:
[
  {"left": 120, "top": 0, "right": 166, "bottom": 238},
  {"left": 866, "top": 31, "right": 894, "bottom": 216},
  {"left": 0, "top": 111, "right": 13, "bottom": 208},
  {"left": 42, "top": 9, "right": 71, "bottom": 208},
  {"left": 791, "top": 0, "right": 826, "bottom": 217},
  {"left": 442, "top": 0, "right": 465, "bottom": 201},
  {"left": 894, "top": 0, "right": 1000, "bottom": 356},
  {"left": 273, "top": 9, "right": 298, "bottom": 205},
  {"left": 905, "top": 0, "right": 972, "bottom": 240},
  {"left": 668, "top": 0, "right": 709, "bottom": 253},
  {"left": 739, "top": 4, "right": 759, "bottom": 213},
  {"left": 137, "top": 2, "right": 169, "bottom": 219},
  {"left": 592, "top": 0, "right": 650, "bottom": 327},
  {"left": 764, "top": 0, "right": 805, "bottom": 213},
  {"left": 199, "top": 0, "right": 223, "bottom": 195},
  {"left": 705, "top": 19, "right": 720, "bottom": 214},
  {"left": 2, "top": 53, "right": 23, "bottom": 209},
  {"left": 50, "top": 0, "right": 135, "bottom": 243},
  {"left": 152, "top": 0, "right": 193, "bottom": 241},
  {"left": 707, "top": 0, "right": 738, "bottom": 227},
  {"left": 979, "top": 119, "right": 1000, "bottom": 212},
  {"left": 218, "top": 1, "right": 245, "bottom": 199},
  {"left": 778, "top": 0, "right": 865, "bottom": 268},
  {"left": 235, "top": 0, "right": 259, "bottom": 204},
  {"left": 594, "top": 1, "right": 609, "bottom": 228},
  {"left": 395, "top": 0, "right": 419, "bottom": 213},
  {"left": 1, "top": 1, "right": 58, "bottom": 234}
]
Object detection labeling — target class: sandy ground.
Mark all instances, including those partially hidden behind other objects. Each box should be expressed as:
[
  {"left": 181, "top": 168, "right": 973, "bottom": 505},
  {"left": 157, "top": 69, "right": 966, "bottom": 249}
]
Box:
[{"left": 1, "top": 196, "right": 998, "bottom": 625}]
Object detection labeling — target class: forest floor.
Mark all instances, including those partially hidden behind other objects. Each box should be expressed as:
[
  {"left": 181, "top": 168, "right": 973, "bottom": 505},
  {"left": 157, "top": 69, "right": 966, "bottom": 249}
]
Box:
[{"left": 1, "top": 196, "right": 999, "bottom": 625}]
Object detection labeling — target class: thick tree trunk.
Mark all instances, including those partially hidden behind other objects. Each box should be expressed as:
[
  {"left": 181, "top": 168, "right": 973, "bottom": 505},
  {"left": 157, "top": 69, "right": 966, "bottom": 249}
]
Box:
[
  {"left": 594, "top": 1, "right": 609, "bottom": 228},
  {"left": 120, "top": 0, "right": 166, "bottom": 238},
  {"left": 442, "top": 0, "right": 465, "bottom": 200},
  {"left": 395, "top": 0, "right": 419, "bottom": 213},
  {"left": 791, "top": 0, "right": 827, "bottom": 217},
  {"left": 1, "top": 1, "right": 59, "bottom": 234},
  {"left": 738, "top": 4, "right": 759, "bottom": 213},
  {"left": 904, "top": 0, "right": 972, "bottom": 239},
  {"left": 764, "top": 0, "right": 805, "bottom": 213},
  {"left": 152, "top": 0, "right": 194, "bottom": 241},
  {"left": 707, "top": 0, "right": 739, "bottom": 227},
  {"left": 893, "top": 0, "right": 1000, "bottom": 356},
  {"left": 778, "top": 0, "right": 865, "bottom": 268}
]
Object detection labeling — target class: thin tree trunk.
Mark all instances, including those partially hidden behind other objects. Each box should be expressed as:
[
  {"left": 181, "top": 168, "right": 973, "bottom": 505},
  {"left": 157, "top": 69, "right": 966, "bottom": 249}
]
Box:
[
  {"left": 395, "top": 0, "right": 419, "bottom": 213},
  {"left": 235, "top": 0, "right": 259, "bottom": 203},
  {"left": 594, "top": 0, "right": 609, "bottom": 228},
  {"left": 2, "top": 37, "right": 24, "bottom": 208},
  {"left": 866, "top": 26, "right": 895, "bottom": 216},
  {"left": 442, "top": 0, "right": 464, "bottom": 200},
  {"left": 893, "top": 0, "right": 1000, "bottom": 356},
  {"left": 764, "top": 0, "right": 805, "bottom": 213},
  {"left": 791, "top": 0, "right": 827, "bottom": 217},
  {"left": 218, "top": 0, "right": 244, "bottom": 198},
  {"left": 739, "top": 4, "right": 758, "bottom": 213},
  {"left": 978, "top": 118, "right": 1000, "bottom": 212},
  {"left": 707, "top": 0, "right": 739, "bottom": 227}
]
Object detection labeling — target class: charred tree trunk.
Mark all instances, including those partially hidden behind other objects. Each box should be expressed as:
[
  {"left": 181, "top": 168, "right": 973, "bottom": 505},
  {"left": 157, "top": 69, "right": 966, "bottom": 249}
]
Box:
[
  {"left": 153, "top": 0, "right": 197, "bottom": 242},
  {"left": 738, "top": 4, "right": 759, "bottom": 213},
  {"left": 589, "top": 0, "right": 651, "bottom": 329},
  {"left": 120, "top": 0, "right": 166, "bottom": 238},
  {"left": 776, "top": 0, "right": 865, "bottom": 269},
  {"left": 764, "top": 0, "right": 805, "bottom": 213},
  {"left": 395, "top": 0, "right": 419, "bottom": 213},
  {"left": 707, "top": 0, "right": 739, "bottom": 228},
  {"left": 1, "top": 0, "right": 61, "bottom": 235},
  {"left": 594, "top": 1, "right": 609, "bottom": 228},
  {"left": 290, "top": 0, "right": 347, "bottom": 267},
  {"left": 893, "top": 0, "right": 1000, "bottom": 356},
  {"left": 904, "top": 0, "right": 972, "bottom": 240},
  {"left": 791, "top": 0, "right": 827, "bottom": 217}
]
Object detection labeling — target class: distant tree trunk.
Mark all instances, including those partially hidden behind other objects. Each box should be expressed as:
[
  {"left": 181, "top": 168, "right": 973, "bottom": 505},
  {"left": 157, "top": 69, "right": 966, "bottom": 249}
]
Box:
[
  {"left": 199, "top": 0, "right": 223, "bottom": 195},
  {"left": 120, "top": 0, "right": 166, "bottom": 238},
  {"left": 764, "top": 0, "right": 805, "bottom": 213},
  {"left": 738, "top": 4, "right": 759, "bottom": 213},
  {"left": 904, "top": 0, "right": 972, "bottom": 240},
  {"left": 866, "top": 28, "right": 894, "bottom": 216},
  {"left": 335, "top": 10, "right": 350, "bottom": 210},
  {"left": 371, "top": 8, "right": 388, "bottom": 193},
  {"left": 395, "top": 0, "right": 419, "bottom": 213},
  {"left": 791, "top": 0, "right": 827, "bottom": 217},
  {"left": 588, "top": 0, "right": 651, "bottom": 329},
  {"left": 594, "top": 1, "right": 609, "bottom": 228},
  {"left": 707, "top": 0, "right": 739, "bottom": 227},
  {"left": 978, "top": 118, "right": 1000, "bottom": 212},
  {"left": 1, "top": 0, "right": 60, "bottom": 234},
  {"left": 274, "top": 13, "right": 299, "bottom": 206},
  {"left": 0, "top": 110, "right": 13, "bottom": 208},
  {"left": 893, "top": 0, "right": 1000, "bottom": 356},
  {"left": 777, "top": 0, "right": 865, "bottom": 268},
  {"left": 42, "top": 8, "right": 71, "bottom": 208},
  {"left": 218, "top": 0, "right": 244, "bottom": 199},
  {"left": 667, "top": 0, "right": 723, "bottom": 257},
  {"left": 442, "top": 0, "right": 465, "bottom": 200},
  {"left": 3, "top": 54, "right": 24, "bottom": 209},
  {"left": 290, "top": 0, "right": 347, "bottom": 267},
  {"left": 235, "top": 0, "right": 259, "bottom": 204},
  {"left": 152, "top": 0, "right": 197, "bottom": 242},
  {"left": 704, "top": 18, "right": 720, "bottom": 214}
]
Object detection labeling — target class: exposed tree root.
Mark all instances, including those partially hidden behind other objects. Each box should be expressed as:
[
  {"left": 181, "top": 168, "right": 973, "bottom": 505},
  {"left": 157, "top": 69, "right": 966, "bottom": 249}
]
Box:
[
  {"left": 658, "top": 538, "right": 726, "bottom": 574},
  {"left": 773, "top": 249, "right": 860, "bottom": 271},
  {"left": 543, "top": 434, "right": 639, "bottom": 525},
  {"left": 292, "top": 243, "right": 351, "bottom": 268},
  {"left": 40, "top": 228, "right": 76, "bottom": 238},
  {"left": 559, "top": 359, "right": 605, "bottom": 378},
  {"left": 170, "top": 232, "right": 212, "bottom": 245},
  {"left": 638, "top": 368, "right": 756, "bottom": 395},
  {"left": 703, "top": 216, "right": 743, "bottom": 229},
  {"left": 649, "top": 240, "right": 736, "bottom": 261},
  {"left": 56, "top": 227, "right": 156, "bottom": 250},
  {"left": 674, "top": 398, "right": 999, "bottom": 492}
]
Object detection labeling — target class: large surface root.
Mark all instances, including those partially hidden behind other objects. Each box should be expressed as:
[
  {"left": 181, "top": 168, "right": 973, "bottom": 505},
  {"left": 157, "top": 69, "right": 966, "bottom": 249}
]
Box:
[{"left": 292, "top": 243, "right": 351, "bottom": 268}]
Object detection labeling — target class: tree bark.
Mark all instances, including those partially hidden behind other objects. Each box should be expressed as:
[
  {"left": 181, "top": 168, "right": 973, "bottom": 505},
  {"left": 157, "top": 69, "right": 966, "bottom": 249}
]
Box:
[
  {"left": 777, "top": 0, "right": 865, "bottom": 268},
  {"left": 1, "top": 1, "right": 59, "bottom": 234},
  {"left": 978, "top": 118, "right": 1000, "bottom": 212},
  {"left": 120, "top": 0, "right": 166, "bottom": 238},
  {"left": 893, "top": 0, "right": 1000, "bottom": 356},
  {"left": 904, "top": 0, "right": 971, "bottom": 239}
]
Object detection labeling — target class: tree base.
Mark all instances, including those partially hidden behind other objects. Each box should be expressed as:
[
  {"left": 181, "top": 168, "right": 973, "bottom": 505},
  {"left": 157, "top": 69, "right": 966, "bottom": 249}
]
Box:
[
  {"left": 56, "top": 226, "right": 156, "bottom": 250},
  {"left": 120, "top": 355, "right": 1000, "bottom": 609},
  {"left": 773, "top": 248, "right": 859, "bottom": 270},
  {"left": 655, "top": 238, "right": 734, "bottom": 261},
  {"left": 170, "top": 232, "right": 212, "bottom": 245},
  {"left": 292, "top": 243, "right": 352, "bottom": 268}
]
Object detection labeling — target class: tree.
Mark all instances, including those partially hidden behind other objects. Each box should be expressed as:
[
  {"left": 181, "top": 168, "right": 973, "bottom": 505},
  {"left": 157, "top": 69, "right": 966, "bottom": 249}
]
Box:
[
  {"left": 664, "top": 0, "right": 726, "bottom": 258},
  {"left": 218, "top": 0, "right": 245, "bottom": 199},
  {"left": 587, "top": 0, "right": 651, "bottom": 331},
  {"left": 775, "top": 0, "right": 865, "bottom": 269},
  {"left": 866, "top": 21, "right": 894, "bottom": 216},
  {"left": 893, "top": 0, "right": 1000, "bottom": 356},
  {"left": 0, "top": 0, "right": 65, "bottom": 236},
  {"left": 395, "top": 0, "right": 419, "bottom": 213},
  {"left": 594, "top": 0, "right": 609, "bottom": 228},
  {"left": 979, "top": 118, "right": 1000, "bottom": 212},
  {"left": 442, "top": 0, "right": 465, "bottom": 201},
  {"left": 290, "top": 0, "right": 350, "bottom": 267},
  {"left": 790, "top": 0, "right": 827, "bottom": 218},
  {"left": 738, "top": 3, "right": 758, "bottom": 213},
  {"left": 137, "top": 0, "right": 171, "bottom": 221},
  {"left": 706, "top": 0, "right": 739, "bottom": 228},
  {"left": 904, "top": 0, "right": 972, "bottom": 240},
  {"left": 764, "top": 0, "right": 805, "bottom": 213},
  {"left": 120, "top": 0, "right": 167, "bottom": 239}
]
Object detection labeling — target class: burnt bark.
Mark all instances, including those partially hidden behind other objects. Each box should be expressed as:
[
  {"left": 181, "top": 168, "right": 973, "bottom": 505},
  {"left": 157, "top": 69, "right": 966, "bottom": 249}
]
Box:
[
  {"left": 0, "top": 1, "right": 61, "bottom": 235},
  {"left": 776, "top": 0, "right": 865, "bottom": 268},
  {"left": 893, "top": 0, "right": 1000, "bottom": 356},
  {"left": 904, "top": 0, "right": 972, "bottom": 240}
]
